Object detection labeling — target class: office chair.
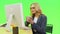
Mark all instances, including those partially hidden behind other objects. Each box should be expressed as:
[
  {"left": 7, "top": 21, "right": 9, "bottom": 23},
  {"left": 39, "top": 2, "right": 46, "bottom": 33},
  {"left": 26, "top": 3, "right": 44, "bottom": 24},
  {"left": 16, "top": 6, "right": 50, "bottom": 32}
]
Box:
[{"left": 46, "top": 24, "right": 53, "bottom": 34}]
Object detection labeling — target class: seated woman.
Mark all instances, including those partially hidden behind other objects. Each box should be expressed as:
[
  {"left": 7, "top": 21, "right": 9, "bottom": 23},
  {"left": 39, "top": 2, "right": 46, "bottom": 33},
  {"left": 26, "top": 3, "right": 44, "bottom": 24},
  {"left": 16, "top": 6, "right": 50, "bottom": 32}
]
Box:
[{"left": 25, "top": 3, "right": 47, "bottom": 34}]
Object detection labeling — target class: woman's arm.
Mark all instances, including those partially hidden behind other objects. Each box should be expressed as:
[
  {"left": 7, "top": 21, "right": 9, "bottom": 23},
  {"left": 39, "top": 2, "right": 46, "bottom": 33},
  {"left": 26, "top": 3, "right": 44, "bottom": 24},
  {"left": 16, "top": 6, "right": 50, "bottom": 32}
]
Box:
[
  {"left": 32, "top": 16, "right": 47, "bottom": 33},
  {"left": 25, "top": 16, "right": 32, "bottom": 27},
  {"left": 25, "top": 21, "right": 30, "bottom": 27}
]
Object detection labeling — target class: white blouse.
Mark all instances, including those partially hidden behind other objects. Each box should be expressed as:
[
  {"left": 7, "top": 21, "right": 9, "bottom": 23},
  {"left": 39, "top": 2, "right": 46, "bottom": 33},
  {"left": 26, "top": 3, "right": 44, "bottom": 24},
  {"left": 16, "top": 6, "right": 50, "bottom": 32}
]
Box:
[{"left": 33, "top": 17, "right": 38, "bottom": 23}]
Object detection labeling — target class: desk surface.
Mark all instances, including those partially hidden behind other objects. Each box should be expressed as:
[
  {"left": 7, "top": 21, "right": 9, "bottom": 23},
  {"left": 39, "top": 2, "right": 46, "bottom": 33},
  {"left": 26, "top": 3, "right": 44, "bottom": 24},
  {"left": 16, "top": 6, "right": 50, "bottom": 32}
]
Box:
[{"left": 0, "top": 27, "right": 32, "bottom": 34}]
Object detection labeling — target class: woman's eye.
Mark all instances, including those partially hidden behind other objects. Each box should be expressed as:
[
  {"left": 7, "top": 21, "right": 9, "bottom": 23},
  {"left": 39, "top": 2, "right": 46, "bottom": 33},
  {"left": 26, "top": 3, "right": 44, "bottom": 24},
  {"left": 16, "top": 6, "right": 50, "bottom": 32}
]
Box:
[
  {"left": 32, "top": 7, "right": 35, "bottom": 9},
  {"left": 30, "top": 7, "right": 35, "bottom": 9}
]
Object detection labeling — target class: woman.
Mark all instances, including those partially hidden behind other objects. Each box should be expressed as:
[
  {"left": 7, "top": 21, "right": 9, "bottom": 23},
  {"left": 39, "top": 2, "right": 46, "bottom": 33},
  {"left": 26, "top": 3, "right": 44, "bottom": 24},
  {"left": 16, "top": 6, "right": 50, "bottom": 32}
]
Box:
[{"left": 25, "top": 3, "right": 47, "bottom": 34}]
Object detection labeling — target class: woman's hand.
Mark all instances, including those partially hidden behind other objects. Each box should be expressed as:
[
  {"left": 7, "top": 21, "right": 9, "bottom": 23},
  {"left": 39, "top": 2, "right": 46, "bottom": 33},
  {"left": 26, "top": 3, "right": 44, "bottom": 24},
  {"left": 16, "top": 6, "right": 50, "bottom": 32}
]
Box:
[
  {"left": 26, "top": 17, "right": 31, "bottom": 22},
  {"left": 26, "top": 16, "right": 34, "bottom": 24}
]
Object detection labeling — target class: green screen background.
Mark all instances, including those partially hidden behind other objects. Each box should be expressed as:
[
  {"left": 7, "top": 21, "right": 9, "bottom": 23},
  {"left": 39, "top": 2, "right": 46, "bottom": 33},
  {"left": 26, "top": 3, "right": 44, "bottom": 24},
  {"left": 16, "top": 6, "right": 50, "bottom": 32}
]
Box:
[{"left": 0, "top": 0, "right": 60, "bottom": 34}]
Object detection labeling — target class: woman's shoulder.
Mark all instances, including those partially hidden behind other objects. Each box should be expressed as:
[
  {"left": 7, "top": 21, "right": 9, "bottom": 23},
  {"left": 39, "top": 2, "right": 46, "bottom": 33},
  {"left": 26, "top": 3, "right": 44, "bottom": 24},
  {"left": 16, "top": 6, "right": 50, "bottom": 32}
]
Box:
[{"left": 41, "top": 14, "right": 47, "bottom": 18}]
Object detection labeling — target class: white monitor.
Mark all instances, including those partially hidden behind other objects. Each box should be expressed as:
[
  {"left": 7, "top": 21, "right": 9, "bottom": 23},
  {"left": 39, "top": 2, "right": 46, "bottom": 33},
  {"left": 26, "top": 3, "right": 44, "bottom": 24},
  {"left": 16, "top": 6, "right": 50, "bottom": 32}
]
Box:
[{"left": 5, "top": 3, "right": 27, "bottom": 30}]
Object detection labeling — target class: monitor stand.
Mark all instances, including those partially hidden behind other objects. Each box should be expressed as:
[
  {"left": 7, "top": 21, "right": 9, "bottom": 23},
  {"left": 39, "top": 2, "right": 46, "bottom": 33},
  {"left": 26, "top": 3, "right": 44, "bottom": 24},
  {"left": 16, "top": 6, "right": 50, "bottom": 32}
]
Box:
[{"left": 5, "top": 14, "right": 31, "bottom": 32}]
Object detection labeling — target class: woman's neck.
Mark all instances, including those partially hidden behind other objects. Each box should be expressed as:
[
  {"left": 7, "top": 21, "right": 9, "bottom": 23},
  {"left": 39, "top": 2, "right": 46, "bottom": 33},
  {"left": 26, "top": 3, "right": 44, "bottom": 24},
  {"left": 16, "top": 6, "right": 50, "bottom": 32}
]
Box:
[{"left": 35, "top": 13, "right": 40, "bottom": 18}]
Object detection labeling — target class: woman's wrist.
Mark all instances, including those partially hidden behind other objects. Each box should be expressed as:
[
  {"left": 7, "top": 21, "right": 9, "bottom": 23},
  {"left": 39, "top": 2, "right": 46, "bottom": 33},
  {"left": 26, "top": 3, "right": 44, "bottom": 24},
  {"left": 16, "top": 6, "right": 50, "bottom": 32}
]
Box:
[{"left": 31, "top": 21, "right": 34, "bottom": 24}]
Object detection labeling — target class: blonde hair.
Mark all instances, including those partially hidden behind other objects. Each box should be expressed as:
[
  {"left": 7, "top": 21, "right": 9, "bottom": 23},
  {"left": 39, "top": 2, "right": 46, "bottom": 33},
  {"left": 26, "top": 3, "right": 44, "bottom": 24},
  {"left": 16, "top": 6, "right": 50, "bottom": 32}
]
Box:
[{"left": 30, "top": 3, "right": 42, "bottom": 15}]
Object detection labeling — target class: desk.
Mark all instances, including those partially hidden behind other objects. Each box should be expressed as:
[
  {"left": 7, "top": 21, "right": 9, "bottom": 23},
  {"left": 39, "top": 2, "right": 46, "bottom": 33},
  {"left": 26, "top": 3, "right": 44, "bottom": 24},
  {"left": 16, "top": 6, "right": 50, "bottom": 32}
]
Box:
[
  {"left": 0, "top": 27, "right": 32, "bottom": 34},
  {"left": 20, "top": 29, "right": 32, "bottom": 34}
]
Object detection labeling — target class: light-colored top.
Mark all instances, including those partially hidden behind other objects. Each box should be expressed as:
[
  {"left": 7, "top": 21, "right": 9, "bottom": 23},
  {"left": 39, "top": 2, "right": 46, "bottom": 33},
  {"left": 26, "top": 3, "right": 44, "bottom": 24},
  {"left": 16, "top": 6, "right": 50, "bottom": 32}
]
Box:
[{"left": 33, "top": 17, "right": 38, "bottom": 23}]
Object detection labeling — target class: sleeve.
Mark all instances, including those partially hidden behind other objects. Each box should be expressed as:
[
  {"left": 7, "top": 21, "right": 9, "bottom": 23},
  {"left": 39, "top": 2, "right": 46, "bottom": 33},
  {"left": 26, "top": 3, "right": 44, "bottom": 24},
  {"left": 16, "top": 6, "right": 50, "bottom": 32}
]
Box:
[
  {"left": 25, "top": 21, "right": 30, "bottom": 27},
  {"left": 32, "top": 16, "right": 47, "bottom": 32}
]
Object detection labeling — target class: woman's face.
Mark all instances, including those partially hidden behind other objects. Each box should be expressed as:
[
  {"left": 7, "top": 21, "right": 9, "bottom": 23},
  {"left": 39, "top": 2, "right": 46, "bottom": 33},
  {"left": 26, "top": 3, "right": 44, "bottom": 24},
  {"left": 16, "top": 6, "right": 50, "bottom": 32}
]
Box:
[{"left": 30, "top": 5, "right": 36, "bottom": 14}]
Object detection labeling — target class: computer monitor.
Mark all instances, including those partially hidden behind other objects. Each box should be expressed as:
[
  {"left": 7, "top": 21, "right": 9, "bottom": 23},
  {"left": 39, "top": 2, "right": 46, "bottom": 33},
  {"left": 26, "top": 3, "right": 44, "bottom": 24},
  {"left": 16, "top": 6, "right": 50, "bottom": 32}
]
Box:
[{"left": 5, "top": 3, "right": 29, "bottom": 31}]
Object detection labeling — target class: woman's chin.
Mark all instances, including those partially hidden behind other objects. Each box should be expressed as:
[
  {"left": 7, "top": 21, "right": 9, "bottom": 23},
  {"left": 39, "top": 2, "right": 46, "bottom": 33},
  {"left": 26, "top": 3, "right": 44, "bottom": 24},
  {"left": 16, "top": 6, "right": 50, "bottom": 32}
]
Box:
[{"left": 32, "top": 12, "right": 35, "bottom": 14}]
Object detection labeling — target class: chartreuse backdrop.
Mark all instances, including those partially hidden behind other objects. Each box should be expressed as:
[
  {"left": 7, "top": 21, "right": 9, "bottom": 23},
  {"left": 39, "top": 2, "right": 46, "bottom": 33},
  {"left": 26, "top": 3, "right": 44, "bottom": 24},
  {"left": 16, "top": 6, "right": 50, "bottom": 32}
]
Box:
[{"left": 0, "top": 0, "right": 60, "bottom": 34}]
